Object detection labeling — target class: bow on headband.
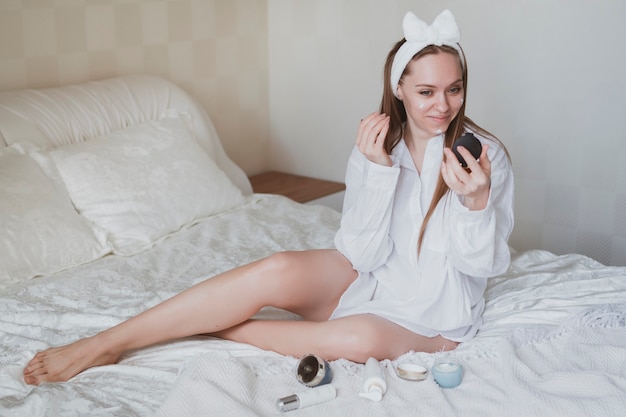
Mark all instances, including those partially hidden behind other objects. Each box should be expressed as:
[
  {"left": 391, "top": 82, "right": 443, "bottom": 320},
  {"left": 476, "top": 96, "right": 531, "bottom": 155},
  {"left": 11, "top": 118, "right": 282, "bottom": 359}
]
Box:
[{"left": 390, "top": 10, "right": 462, "bottom": 98}]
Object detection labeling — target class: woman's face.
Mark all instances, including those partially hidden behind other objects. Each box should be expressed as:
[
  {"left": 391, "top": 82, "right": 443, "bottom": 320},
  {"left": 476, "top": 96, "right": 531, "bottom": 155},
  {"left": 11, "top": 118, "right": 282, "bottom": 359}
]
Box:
[{"left": 396, "top": 51, "right": 464, "bottom": 141}]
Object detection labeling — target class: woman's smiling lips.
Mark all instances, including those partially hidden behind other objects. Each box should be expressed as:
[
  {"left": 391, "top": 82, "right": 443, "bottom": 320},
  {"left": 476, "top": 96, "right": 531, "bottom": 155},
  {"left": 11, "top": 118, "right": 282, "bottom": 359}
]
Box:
[{"left": 429, "top": 114, "right": 450, "bottom": 124}]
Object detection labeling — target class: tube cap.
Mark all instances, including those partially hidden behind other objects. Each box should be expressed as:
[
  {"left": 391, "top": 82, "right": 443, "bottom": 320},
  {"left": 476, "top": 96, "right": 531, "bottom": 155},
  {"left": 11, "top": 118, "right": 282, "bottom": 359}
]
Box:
[
  {"left": 277, "top": 394, "right": 299, "bottom": 412},
  {"left": 359, "top": 384, "right": 383, "bottom": 401}
]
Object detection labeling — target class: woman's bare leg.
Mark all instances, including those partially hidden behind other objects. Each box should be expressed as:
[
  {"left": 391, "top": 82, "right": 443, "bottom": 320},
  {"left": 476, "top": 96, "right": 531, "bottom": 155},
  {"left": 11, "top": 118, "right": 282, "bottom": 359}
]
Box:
[
  {"left": 23, "top": 250, "right": 357, "bottom": 385},
  {"left": 215, "top": 314, "right": 459, "bottom": 363}
]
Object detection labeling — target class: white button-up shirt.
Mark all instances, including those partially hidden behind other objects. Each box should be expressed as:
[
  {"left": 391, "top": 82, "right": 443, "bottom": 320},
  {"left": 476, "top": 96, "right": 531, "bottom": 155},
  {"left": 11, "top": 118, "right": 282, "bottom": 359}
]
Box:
[{"left": 330, "top": 133, "right": 514, "bottom": 341}]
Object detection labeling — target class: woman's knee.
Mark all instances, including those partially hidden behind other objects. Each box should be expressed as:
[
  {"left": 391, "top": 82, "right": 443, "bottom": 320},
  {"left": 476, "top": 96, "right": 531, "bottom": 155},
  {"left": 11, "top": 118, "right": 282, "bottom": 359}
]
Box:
[
  {"left": 249, "top": 250, "right": 356, "bottom": 319},
  {"left": 255, "top": 252, "right": 300, "bottom": 286},
  {"left": 248, "top": 251, "right": 316, "bottom": 304},
  {"left": 255, "top": 250, "right": 351, "bottom": 290}
]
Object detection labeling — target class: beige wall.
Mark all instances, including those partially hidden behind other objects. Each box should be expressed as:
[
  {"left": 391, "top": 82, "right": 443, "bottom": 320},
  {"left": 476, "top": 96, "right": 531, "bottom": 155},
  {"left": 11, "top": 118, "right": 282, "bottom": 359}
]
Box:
[{"left": 0, "top": 0, "right": 269, "bottom": 175}]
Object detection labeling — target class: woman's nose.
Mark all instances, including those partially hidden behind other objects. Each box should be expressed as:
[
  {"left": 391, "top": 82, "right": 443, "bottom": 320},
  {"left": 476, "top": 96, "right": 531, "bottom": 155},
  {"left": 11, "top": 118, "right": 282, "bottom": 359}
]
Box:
[{"left": 434, "top": 93, "right": 450, "bottom": 112}]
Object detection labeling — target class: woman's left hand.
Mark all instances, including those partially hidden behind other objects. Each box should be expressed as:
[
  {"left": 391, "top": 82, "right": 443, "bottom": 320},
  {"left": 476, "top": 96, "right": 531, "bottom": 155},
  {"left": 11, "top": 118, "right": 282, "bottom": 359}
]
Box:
[{"left": 441, "top": 143, "right": 491, "bottom": 211}]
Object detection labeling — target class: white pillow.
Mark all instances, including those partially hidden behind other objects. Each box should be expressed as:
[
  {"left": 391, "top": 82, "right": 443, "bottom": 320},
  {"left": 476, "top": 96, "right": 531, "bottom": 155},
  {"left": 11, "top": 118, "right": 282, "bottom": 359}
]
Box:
[
  {"left": 46, "top": 114, "right": 245, "bottom": 255},
  {"left": 0, "top": 144, "right": 110, "bottom": 288}
]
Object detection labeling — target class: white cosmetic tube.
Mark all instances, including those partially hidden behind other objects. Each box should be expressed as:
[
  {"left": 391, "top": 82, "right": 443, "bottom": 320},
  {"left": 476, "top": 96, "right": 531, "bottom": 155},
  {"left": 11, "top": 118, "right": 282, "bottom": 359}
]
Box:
[
  {"left": 277, "top": 384, "right": 337, "bottom": 412},
  {"left": 359, "top": 357, "right": 387, "bottom": 401}
]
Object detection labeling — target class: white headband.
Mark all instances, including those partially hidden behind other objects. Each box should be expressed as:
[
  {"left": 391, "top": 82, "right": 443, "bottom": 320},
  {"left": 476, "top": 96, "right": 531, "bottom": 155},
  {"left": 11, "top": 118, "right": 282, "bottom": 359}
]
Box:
[{"left": 390, "top": 10, "right": 462, "bottom": 99}]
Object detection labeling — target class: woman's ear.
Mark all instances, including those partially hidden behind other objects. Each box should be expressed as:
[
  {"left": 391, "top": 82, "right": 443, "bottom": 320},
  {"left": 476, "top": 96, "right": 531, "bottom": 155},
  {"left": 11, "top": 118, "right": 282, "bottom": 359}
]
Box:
[{"left": 396, "top": 86, "right": 404, "bottom": 101}]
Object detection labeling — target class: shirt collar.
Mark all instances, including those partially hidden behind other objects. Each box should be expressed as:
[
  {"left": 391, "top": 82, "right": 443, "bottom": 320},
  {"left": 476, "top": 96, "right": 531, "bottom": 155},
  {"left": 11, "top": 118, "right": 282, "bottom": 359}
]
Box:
[{"left": 392, "top": 134, "right": 445, "bottom": 171}]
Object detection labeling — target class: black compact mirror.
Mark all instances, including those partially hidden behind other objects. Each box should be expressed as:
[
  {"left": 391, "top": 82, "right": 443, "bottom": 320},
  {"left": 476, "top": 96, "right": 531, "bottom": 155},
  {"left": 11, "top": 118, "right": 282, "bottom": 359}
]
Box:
[{"left": 451, "top": 133, "right": 482, "bottom": 168}]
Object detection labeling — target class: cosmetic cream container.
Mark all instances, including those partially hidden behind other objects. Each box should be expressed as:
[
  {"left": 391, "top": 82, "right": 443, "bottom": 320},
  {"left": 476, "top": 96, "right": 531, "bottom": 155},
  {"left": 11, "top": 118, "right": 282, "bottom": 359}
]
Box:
[
  {"left": 396, "top": 362, "right": 428, "bottom": 381},
  {"left": 432, "top": 357, "right": 464, "bottom": 388}
]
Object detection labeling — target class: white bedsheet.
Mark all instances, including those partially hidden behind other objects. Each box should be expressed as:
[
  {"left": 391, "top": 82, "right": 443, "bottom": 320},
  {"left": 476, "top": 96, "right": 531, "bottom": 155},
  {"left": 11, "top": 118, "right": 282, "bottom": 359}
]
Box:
[
  {"left": 1, "top": 195, "right": 625, "bottom": 417},
  {"left": 0, "top": 195, "right": 337, "bottom": 416}
]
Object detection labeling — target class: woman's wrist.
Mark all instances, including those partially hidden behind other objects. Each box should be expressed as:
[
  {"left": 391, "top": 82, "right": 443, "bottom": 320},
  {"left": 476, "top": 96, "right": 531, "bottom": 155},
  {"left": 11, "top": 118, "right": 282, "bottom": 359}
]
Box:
[{"left": 463, "top": 188, "right": 490, "bottom": 211}]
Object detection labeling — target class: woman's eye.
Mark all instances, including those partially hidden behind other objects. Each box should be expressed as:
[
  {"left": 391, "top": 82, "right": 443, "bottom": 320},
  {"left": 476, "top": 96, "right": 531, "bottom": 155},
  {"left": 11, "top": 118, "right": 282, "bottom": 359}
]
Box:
[
  {"left": 419, "top": 90, "right": 432, "bottom": 96},
  {"left": 449, "top": 87, "right": 462, "bottom": 94}
]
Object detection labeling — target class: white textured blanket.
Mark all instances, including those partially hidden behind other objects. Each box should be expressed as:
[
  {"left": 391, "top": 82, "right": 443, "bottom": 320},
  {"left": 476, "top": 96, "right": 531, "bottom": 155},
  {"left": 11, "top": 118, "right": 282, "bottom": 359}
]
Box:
[
  {"left": 155, "top": 252, "right": 626, "bottom": 417},
  {"left": 155, "top": 306, "right": 626, "bottom": 417}
]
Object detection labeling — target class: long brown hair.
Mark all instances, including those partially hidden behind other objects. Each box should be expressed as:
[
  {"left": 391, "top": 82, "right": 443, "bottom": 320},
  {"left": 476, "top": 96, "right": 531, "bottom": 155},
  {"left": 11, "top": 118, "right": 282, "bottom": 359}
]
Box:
[{"left": 380, "top": 40, "right": 509, "bottom": 253}]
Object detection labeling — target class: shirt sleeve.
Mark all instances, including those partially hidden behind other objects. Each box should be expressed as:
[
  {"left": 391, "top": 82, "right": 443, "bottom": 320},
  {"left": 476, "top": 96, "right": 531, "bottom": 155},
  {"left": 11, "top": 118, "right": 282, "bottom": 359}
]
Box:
[
  {"left": 445, "top": 140, "right": 514, "bottom": 277},
  {"left": 334, "top": 146, "right": 400, "bottom": 272}
]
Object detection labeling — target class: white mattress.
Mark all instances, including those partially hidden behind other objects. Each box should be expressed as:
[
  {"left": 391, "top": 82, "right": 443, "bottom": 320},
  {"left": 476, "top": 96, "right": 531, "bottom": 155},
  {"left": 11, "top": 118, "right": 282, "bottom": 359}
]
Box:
[{"left": 1, "top": 194, "right": 625, "bottom": 417}]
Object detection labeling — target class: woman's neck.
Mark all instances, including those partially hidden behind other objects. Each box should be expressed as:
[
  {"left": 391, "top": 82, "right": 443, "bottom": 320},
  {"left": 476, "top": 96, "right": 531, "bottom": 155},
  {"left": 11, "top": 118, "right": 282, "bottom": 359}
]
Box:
[{"left": 403, "top": 124, "right": 441, "bottom": 174}]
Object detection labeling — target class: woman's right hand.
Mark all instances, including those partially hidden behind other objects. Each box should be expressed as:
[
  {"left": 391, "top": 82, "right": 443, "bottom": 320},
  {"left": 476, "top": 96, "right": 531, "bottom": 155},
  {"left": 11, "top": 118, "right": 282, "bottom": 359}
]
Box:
[{"left": 356, "top": 112, "right": 392, "bottom": 167}]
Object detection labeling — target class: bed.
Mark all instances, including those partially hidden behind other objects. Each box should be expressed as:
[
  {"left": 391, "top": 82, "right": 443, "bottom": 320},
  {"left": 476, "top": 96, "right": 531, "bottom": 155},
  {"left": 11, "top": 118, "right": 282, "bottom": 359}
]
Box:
[{"left": 0, "top": 75, "right": 624, "bottom": 417}]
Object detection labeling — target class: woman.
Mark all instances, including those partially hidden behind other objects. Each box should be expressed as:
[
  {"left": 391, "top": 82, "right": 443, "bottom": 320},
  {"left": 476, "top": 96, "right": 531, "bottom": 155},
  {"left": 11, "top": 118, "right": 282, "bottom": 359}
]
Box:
[{"left": 23, "top": 9, "right": 513, "bottom": 385}]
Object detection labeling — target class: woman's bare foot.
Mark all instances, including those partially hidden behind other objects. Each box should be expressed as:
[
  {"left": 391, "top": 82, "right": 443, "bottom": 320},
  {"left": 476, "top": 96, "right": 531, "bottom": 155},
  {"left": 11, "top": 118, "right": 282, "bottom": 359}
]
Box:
[{"left": 23, "top": 336, "right": 121, "bottom": 385}]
